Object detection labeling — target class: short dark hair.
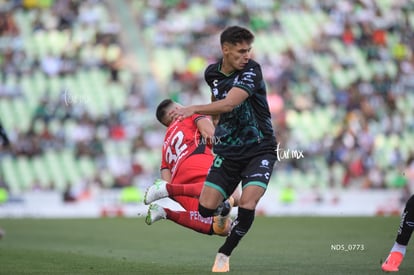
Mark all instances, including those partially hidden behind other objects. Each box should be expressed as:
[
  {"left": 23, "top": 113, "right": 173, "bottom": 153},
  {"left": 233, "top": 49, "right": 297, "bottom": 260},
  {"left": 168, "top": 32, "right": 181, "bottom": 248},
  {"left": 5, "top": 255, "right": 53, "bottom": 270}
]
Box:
[
  {"left": 220, "top": 25, "right": 254, "bottom": 46},
  {"left": 156, "top": 99, "right": 173, "bottom": 126}
]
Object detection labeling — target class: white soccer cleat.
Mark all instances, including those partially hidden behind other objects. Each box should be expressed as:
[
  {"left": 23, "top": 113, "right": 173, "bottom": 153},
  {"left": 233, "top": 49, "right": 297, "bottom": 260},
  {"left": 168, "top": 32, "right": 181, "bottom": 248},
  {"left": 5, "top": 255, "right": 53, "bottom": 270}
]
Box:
[
  {"left": 212, "top": 252, "right": 230, "bottom": 272},
  {"left": 144, "top": 179, "right": 168, "bottom": 205},
  {"left": 145, "top": 203, "right": 166, "bottom": 225}
]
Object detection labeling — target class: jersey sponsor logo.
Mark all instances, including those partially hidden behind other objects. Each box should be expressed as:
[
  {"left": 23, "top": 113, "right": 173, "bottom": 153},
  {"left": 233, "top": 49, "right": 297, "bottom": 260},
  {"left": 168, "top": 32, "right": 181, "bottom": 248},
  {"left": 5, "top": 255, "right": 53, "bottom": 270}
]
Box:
[
  {"left": 249, "top": 173, "right": 264, "bottom": 178},
  {"left": 242, "top": 77, "right": 254, "bottom": 83},
  {"left": 244, "top": 70, "right": 256, "bottom": 75},
  {"left": 248, "top": 172, "right": 270, "bottom": 180},
  {"left": 241, "top": 71, "right": 256, "bottom": 78},
  {"left": 233, "top": 75, "right": 239, "bottom": 85},
  {"left": 237, "top": 69, "right": 256, "bottom": 89}
]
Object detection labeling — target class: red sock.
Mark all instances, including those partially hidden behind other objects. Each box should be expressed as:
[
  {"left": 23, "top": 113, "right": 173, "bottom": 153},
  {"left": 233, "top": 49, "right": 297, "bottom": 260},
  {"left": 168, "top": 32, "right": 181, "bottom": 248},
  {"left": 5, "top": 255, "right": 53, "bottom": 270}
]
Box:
[
  {"left": 166, "top": 183, "right": 203, "bottom": 197},
  {"left": 164, "top": 208, "right": 213, "bottom": 235}
]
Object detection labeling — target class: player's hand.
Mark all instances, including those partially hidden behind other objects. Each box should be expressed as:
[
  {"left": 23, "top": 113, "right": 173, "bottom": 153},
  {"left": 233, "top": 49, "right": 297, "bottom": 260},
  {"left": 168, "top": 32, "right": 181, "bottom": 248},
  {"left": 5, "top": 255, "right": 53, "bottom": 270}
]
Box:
[{"left": 169, "top": 106, "right": 195, "bottom": 121}]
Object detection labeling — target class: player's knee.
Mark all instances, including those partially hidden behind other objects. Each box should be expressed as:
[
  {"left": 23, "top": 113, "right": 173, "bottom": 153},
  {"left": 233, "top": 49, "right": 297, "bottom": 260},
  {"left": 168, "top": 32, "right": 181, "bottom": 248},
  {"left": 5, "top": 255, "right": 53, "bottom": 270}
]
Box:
[
  {"left": 238, "top": 185, "right": 265, "bottom": 209},
  {"left": 238, "top": 196, "right": 260, "bottom": 210},
  {"left": 198, "top": 203, "right": 216, "bottom": 218}
]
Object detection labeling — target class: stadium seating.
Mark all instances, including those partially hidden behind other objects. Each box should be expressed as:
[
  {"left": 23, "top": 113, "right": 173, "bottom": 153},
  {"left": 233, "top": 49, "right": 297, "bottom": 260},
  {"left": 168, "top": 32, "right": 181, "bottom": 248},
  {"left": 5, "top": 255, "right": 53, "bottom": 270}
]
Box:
[{"left": 0, "top": 0, "right": 413, "bottom": 197}]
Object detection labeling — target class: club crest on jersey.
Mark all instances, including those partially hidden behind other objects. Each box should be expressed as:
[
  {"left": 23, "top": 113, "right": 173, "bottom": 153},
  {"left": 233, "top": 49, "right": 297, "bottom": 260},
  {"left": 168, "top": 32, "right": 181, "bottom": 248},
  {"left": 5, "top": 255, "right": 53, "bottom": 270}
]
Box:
[{"left": 260, "top": 159, "right": 270, "bottom": 168}]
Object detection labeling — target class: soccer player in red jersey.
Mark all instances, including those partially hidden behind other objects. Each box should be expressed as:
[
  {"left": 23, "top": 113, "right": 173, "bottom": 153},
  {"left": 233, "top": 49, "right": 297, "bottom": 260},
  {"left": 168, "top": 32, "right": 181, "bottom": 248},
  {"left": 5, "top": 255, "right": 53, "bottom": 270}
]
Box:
[{"left": 144, "top": 99, "right": 237, "bottom": 236}]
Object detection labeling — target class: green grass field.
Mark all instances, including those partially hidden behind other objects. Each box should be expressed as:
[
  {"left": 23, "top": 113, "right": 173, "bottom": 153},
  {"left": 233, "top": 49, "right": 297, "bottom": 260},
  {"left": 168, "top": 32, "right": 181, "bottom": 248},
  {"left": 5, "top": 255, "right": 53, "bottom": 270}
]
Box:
[{"left": 0, "top": 216, "right": 412, "bottom": 274}]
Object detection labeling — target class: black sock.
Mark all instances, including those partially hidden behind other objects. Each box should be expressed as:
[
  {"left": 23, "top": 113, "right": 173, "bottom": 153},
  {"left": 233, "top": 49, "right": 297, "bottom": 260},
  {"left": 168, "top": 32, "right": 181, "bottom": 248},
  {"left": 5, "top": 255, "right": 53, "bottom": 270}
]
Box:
[
  {"left": 396, "top": 195, "right": 414, "bottom": 245},
  {"left": 198, "top": 203, "right": 217, "bottom": 218},
  {"left": 219, "top": 200, "right": 232, "bottom": 216},
  {"left": 213, "top": 200, "right": 231, "bottom": 216},
  {"left": 218, "top": 207, "right": 255, "bottom": 256},
  {"left": 213, "top": 201, "right": 225, "bottom": 216},
  {"left": 199, "top": 201, "right": 232, "bottom": 218}
]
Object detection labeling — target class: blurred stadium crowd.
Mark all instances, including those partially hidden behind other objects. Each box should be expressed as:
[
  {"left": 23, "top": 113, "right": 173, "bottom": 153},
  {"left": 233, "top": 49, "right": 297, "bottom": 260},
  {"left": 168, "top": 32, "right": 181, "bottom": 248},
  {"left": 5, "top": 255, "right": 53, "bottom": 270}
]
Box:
[{"left": 0, "top": 0, "right": 413, "bottom": 202}]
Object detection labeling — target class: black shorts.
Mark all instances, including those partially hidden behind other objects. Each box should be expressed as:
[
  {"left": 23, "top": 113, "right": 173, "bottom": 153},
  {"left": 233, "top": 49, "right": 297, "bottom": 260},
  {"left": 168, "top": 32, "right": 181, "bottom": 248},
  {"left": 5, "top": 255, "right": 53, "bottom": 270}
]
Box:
[{"left": 204, "top": 153, "right": 277, "bottom": 199}]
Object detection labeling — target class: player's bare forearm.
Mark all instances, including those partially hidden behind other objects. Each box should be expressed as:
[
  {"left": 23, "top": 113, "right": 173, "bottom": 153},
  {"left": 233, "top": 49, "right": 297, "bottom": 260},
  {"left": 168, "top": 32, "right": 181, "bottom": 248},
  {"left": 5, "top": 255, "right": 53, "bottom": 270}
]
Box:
[
  {"left": 194, "top": 100, "right": 233, "bottom": 115},
  {"left": 195, "top": 87, "right": 249, "bottom": 115},
  {"left": 210, "top": 95, "right": 220, "bottom": 126},
  {"left": 170, "top": 87, "right": 249, "bottom": 120},
  {"left": 196, "top": 117, "right": 215, "bottom": 142}
]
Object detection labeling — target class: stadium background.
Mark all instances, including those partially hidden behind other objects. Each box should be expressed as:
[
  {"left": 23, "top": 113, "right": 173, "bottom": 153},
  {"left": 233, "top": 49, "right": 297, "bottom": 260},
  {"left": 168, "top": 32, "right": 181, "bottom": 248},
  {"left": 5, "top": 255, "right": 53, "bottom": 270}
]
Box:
[{"left": 0, "top": 0, "right": 413, "bottom": 217}]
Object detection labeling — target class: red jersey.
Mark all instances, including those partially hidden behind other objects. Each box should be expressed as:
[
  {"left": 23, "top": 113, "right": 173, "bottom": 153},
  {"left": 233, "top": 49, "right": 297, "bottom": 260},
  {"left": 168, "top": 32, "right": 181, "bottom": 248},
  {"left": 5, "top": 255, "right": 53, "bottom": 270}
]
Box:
[{"left": 161, "top": 115, "right": 212, "bottom": 177}]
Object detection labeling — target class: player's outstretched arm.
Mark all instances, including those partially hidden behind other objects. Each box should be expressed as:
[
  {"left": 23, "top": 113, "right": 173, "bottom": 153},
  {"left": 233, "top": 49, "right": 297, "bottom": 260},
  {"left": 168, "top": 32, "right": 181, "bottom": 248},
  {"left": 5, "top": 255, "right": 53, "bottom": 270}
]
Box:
[{"left": 169, "top": 87, "right": 249, "bottom": 120}]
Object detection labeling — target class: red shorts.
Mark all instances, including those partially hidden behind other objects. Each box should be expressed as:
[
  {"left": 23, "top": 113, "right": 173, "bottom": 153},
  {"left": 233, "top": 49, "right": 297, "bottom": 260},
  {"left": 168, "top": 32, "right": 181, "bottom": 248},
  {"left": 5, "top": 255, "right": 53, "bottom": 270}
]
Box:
[
  {"left": 171, "top": 153, "right": 213, "bottom": 186},
  {"left": 171, "top": 153, "right": 213, "bottom": 210},
  {"left": 174, "top": 196, "right": 198, "bottom": 211}
]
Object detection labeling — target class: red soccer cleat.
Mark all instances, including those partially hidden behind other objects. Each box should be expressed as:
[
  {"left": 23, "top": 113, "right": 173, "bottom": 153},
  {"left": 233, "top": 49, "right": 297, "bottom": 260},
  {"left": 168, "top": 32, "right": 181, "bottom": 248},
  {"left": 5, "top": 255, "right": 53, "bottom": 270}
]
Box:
[{"left": 382, "top": 251, "right": 404, "bottom": 272}]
